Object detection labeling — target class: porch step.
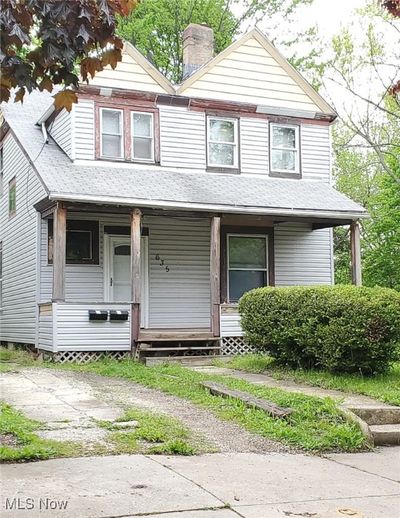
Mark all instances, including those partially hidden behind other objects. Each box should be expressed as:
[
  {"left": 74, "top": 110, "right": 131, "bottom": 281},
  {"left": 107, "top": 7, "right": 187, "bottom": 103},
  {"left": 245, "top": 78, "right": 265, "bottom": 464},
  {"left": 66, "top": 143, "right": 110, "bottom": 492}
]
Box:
[
  {"left": 145, "top": 355, "right": 230, "bottom": 367},
  {"left": 141, "top": 346, "right": 221, "bottom": 352},
  {"left": 370, "top": 424, "right": 400, "bottom": 445},
  {"left": 138, "top": 330, "right": 217, "bottom": 342}
]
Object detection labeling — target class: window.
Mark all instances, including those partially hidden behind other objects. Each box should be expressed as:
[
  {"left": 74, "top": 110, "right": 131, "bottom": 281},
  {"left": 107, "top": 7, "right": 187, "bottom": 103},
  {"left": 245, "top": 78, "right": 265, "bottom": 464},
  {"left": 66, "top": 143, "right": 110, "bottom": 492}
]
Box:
[
  {"left": 100, "top": 108, "right": 123, "bottom": 159},
  {"left": 131, "top": 112, "right": 154, "bottom": 162},
  {"left": 0, "top": 147, "right": 3, "bottom": 197},
  {"left": 8, "top": 177, "right": 16, "bottom": 217},
  {"left": 227, "top": 235, "right": 268, "bottom": 302},
  {"left": 270, "top": 123, "right": 300, "bottom": 175},
  {"left": 0, "top": 242, "right": 2, "bottom": 309},
  {"left": 207, "top": 117, "right": 238, "bottom": 168},
  {"left": 48, "top": 220, "right": 99, "bottom": 265}
]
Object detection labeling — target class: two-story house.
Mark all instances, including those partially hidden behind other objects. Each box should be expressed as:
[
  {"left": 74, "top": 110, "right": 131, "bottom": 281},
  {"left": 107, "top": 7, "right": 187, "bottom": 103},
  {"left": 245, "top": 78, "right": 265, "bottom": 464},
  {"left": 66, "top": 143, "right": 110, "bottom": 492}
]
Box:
[{"left": 0, "top": 25, "right": 366, "bottom": 362}]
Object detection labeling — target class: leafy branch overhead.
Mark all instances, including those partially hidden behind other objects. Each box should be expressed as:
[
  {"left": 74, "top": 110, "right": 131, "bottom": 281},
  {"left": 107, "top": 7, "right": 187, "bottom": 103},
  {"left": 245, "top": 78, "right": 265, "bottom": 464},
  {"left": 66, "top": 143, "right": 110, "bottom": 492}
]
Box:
[{"left": 0, "top": 0, "right": 137, "bottom": 111}]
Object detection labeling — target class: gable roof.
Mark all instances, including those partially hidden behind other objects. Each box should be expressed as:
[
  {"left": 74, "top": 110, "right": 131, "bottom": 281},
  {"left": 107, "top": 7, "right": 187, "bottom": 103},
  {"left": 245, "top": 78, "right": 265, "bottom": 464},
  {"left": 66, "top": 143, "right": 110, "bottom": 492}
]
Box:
[
  {"left": 1, "top": 91, "right": 365, "bottom": 221},
  {"left": 88, "top": 41, "right": 175, "bottom": 95},
  {"left": 178, "top": 28, "right": 335, "bottom": 117}
]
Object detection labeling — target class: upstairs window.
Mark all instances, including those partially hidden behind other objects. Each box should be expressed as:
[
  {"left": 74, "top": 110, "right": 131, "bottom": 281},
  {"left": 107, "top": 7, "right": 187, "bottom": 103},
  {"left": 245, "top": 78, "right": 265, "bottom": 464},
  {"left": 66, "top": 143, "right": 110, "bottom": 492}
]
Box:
[
  {"left": 8, "top": 177, "right": 16, "bottom": 217},
  {"left": 100, "top": 108, "right": 123, "bottom": 159},
  {"left": 227, "top": 235, "right": 268, "bottom": 302},
  {"left": 131, "top": 112, "right": 154, "bottom": 162},
  {"left": 270, "top": 123, "right": 300, "bottom": 176},
  {"left": 207, "top": 117, "right": 238, "bottom": 169}
]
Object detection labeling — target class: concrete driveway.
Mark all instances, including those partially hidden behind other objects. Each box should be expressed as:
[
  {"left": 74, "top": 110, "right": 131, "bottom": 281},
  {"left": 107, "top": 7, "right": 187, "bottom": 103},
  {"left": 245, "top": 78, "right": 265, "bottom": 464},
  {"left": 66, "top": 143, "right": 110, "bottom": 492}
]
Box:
[{"left": 1, "top": 449, "right": 399, "bottom": 518}]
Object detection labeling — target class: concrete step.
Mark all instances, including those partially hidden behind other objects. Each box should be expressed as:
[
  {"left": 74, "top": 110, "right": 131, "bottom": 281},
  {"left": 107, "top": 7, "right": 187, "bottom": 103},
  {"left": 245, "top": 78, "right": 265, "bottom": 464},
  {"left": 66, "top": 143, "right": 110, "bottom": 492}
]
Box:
[
  {"left": 145, "top": 355, "right": 232, "bottom": 367},
  {"left": 370, "top": 424, "right": 400, "bottom": 445},
  {"left": 345, "top": 405, "right": 400, "bottom": 425}
]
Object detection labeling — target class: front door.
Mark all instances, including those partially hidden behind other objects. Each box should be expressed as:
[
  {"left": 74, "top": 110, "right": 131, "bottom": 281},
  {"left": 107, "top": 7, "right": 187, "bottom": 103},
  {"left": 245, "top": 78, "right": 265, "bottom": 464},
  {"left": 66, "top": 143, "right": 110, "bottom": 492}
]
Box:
[{"left": 106, "top": 236, "right": 148, "bottom": 328}]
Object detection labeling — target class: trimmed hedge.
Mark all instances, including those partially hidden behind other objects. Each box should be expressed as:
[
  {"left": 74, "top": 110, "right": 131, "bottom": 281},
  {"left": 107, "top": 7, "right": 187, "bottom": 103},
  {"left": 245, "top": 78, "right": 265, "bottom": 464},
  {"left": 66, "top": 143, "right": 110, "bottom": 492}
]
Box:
[{"left": 238, "top": 286, "right": 400, "bottom": 374}]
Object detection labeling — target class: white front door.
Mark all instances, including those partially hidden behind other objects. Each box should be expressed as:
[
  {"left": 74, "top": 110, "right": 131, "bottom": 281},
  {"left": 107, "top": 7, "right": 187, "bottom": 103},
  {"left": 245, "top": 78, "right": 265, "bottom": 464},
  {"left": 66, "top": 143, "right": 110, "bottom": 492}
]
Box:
[{"left": 106, "top": 236, "right": 149, "bottom": 328}]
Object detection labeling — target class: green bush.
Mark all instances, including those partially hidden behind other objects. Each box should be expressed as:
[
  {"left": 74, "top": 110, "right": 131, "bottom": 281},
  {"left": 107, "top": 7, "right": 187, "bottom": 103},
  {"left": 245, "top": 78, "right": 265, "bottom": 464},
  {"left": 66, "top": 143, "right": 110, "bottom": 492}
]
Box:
[{"left": 238, "top": 286, "right": 400, "bottom": 374}]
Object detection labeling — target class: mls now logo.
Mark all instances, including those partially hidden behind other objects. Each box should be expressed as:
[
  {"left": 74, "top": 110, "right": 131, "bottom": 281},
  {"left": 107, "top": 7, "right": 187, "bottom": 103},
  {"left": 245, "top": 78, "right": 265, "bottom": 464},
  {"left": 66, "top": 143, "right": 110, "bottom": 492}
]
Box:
[{"left": 5, "top": 498, "right": 68, "bottom": 511}]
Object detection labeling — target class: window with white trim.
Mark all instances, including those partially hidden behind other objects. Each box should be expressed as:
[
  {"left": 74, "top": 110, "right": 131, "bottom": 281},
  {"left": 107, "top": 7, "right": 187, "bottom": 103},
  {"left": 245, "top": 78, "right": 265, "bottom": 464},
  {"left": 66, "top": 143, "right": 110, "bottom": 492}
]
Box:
[
  {"left": 131, "top": 112, "right": 154, "bottom": 162},
  {"left": 8, "top": 176, "right": 16, "bottom": 217},
  {"left": 207, "top": 117, "right": 238, "bottom": 168},
  {"left": 0, "top": 242, "right": 3, "bottom": 309},
  {"left": 227, "top": 235, "right": 268, "bottom": 302},
  {"left": 100, "top": 108, "right": 123, "bottom": 159},
  {"left": 270, "top": 123, "right": 300, "bottom": 175}
]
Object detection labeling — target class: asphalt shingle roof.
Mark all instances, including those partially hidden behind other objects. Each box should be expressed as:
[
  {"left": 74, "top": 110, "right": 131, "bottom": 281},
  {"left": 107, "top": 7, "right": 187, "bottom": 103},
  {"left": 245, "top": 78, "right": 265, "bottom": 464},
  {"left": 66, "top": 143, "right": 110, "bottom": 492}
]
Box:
[{"left": 1, "top": 91, "right": 366, "bottom": 219}]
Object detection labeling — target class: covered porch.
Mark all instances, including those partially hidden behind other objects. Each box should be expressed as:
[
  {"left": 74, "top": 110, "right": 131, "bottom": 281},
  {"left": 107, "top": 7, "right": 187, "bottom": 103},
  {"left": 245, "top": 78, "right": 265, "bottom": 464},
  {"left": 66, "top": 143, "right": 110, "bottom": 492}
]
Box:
[{"left": 35, "top": 199, "right": 363, "bottom": 360}]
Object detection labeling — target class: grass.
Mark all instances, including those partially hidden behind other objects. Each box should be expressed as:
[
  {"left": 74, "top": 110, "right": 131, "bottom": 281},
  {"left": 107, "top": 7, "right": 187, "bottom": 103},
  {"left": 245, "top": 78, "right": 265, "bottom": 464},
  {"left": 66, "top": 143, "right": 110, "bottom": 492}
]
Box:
[
  {"left": 52, "top": 359, "right": 368, "bottom": 453},
  {"left": 224, "top": 354, "right": 400, "bottom": 406},
  {"left": 0, "top": 348, "right": 34, "bottom": 373},
  {"left": 0, "top": 402, "right": 79, "bottom": 462},
  {"left": 97, "top": 408, "right": 197, "bottom": 455}
]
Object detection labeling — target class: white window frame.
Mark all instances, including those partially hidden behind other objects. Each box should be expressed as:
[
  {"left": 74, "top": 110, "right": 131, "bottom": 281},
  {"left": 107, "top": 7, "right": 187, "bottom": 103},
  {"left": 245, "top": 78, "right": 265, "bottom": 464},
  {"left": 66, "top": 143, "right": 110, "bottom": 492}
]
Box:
[
  {"left": 100, "top": 108, "right": 124, "bottom": 159},
  {"left": 227, "top": 233, "right": 268, "bottom": 303},
  {"left": 207, "top": 116, "right": 239, "bottom": 169},
  {"left": 269, "top": 123, "right": 300, "bottom": 175},
  {"left": 131, "top": 111, "right": 154, "bottom": 162}
]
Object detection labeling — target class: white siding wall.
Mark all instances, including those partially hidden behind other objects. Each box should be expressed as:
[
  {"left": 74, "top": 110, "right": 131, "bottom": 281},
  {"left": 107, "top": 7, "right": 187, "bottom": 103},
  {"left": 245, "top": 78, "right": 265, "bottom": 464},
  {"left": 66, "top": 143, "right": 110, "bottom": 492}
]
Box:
[
  {"left": 38, "top": 303, "right": 53, "bottom": 351},
  {"left": 301, "top": 124, "right": 331, "bottom": 182},
  {"left": 220, "top": 306, "right": 243, "bottom": 337},
  {"left": 56, "top": 303, "right": 131, "bottom": 351},
  {"left": 147, "top": 216, "right": 211, "bottom": 328},
  {"left": 72, "top": 99, "right": 95, "bottom": 160},
  {"left": 240, "top": 118, "right": 269, "bottom": 175},
  {"left": 0, "top": 134, "right": 47, "bottom": 345},
  {"left": 159, "top": 106, "right": 206, "bottom": 169},
  {"left": 49, "top": 109, "right": 72, "bottom": 158},
  {"left": 275, "top": 223, "right": 333, "bottom": 286}
]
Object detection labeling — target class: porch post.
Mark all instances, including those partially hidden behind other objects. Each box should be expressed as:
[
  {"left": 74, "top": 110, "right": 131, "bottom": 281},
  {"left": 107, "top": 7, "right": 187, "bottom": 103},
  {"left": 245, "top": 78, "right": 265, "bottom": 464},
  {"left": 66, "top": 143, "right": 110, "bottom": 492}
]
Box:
[
  {"left": 131, "top": 208, "right": 142, "bottom": 353},
  {"left": 350, "top": 220, "right": 362, "bottom": 286},
  {"left": 52, "top": 203, "right": 66, "bottom": 302},
  {"left": 210, "top": 216, "right": 221, "bottom": 337}
]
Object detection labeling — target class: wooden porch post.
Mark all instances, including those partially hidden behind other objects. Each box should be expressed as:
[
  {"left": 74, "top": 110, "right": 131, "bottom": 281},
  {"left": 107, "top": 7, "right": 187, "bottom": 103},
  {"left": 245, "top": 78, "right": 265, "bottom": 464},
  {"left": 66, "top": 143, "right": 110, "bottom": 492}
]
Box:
[
  {"left": 131, "top": 208, "right": 142, "bottom": 353},
  {"left": 350, "top": 220, "right": 362, "bottom": 286},
  {"left": 210, "top": 216, "right": 221, "bottom": 337},
  {"left": 52, "top": 203, "right": 66, "bottom": 302}
]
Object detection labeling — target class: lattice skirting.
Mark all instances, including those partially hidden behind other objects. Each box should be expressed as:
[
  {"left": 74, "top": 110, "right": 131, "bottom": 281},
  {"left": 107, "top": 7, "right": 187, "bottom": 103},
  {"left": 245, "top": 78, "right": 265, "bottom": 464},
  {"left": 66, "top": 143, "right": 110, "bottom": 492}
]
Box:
[
  {"left": 41, "top": 350, "right": 131, "bottom": 364},
  {"left": 220, "top": 336, "right": 258, "bottom": 356}
]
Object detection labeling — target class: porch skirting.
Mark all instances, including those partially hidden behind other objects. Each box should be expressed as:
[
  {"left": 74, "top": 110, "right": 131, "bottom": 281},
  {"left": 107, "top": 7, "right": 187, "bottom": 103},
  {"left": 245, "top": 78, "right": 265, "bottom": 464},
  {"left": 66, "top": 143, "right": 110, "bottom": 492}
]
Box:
[
  {"left": 41, "top": 350, "right": 131, "bottom": 364},
  {"left": 220, "top": 336, "right": 258, "bottom": 356}
]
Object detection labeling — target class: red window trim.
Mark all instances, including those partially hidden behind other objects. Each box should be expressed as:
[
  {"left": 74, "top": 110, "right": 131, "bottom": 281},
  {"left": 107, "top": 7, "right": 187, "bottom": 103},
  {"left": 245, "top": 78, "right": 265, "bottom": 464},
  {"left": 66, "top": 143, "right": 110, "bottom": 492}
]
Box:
[{"left": 95, "top": 102, "right": 160, "bottom": 164}]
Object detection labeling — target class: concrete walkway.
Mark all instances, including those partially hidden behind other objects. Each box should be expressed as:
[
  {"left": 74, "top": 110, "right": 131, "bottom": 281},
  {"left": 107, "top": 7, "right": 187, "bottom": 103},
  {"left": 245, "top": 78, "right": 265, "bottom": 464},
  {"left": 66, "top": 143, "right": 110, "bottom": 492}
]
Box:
[
  {"left": 1, "top": 450, "right": 399, "bottom": 517},
  {"left": 192, "top": 366, "right": 391, "bottom": 407}
]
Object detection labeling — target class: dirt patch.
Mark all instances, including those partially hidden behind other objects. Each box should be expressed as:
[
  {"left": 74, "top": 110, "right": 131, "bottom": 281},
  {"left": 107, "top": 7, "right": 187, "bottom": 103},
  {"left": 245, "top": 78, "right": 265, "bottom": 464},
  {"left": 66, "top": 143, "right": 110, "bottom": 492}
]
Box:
[
  {"left": 0, "top": 433, "right": 19, "bottom": 448},
  {"left": 56, "top": 369, "right": 292, "bottom": 454}
]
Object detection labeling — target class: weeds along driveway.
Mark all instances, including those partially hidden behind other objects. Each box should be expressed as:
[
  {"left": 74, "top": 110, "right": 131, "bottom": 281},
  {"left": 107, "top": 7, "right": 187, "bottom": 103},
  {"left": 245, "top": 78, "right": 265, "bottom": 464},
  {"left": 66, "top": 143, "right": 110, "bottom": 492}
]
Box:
[{"left": 0, "top": 367, "right": 287, "bottom": 455}]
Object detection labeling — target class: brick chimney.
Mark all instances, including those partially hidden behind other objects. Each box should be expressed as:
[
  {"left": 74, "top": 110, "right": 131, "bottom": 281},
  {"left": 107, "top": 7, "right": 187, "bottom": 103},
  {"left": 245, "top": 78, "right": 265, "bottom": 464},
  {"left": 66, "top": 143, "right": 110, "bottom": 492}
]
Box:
[{"left": 182, "top": 24, "right": 214, "bottom": 80}]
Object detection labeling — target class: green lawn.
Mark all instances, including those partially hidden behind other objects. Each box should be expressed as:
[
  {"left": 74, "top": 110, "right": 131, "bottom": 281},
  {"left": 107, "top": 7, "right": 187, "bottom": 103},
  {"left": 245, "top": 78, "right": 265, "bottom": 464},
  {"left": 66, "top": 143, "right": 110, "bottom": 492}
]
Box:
[
  {"left": 224, "top": 355, "right": 400, "bottom": 406},
  {"left": 51, "top": 359, "right": 368, "bottom": 453}
]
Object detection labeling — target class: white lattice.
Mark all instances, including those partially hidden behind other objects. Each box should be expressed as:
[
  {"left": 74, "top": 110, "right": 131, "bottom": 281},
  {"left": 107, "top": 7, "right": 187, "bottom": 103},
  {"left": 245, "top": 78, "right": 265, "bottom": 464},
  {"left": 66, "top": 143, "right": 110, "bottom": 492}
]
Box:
[
  {"left": 42, "top": 350, "right": 131, "bottom": 364},
  {"left": 220, "top": 336, "right": 258, "bottom": 356}
]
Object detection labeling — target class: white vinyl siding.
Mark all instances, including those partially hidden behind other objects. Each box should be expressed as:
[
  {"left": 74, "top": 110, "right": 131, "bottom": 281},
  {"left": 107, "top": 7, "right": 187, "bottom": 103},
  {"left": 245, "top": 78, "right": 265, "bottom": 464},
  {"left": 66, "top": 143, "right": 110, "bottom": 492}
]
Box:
[
  {"left": 38, "top": 303, "right": 53, "bottom": 351},
  {"left": 0, "top": 135, "right": 47, "bottom": 345},
  {"left": 220, "top": 305, "right": 243, "bottom": 337},
  {"left": 182, "top": 37, "right": 321, "bottom": 112},
  {"left": 72, "top": 99, "right": 95, "bottom": 161},
  {"left": 147, "top": 216, "right": 211, "bottom": 328},
  {"left": 240, "top": 118, "right": 269, "bottom": 174},
  {"left": 49, "top": 109, "right": 72, "bottom": 157},
  {"left": 159, "top": 106, "right": 206, "bottom": 169},
  {"left": 274, "top": 223, "right": 333, "bottom": 285},
  {"left": 301, "top": 124, "right": 331, "bottom": 182}
]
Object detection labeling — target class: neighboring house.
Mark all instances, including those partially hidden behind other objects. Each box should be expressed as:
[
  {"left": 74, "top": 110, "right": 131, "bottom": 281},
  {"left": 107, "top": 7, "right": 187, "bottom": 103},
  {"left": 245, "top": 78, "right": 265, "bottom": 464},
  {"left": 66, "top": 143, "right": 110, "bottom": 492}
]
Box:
[{"left": 0, "top": 25, "right": 366, "bottom": 362}]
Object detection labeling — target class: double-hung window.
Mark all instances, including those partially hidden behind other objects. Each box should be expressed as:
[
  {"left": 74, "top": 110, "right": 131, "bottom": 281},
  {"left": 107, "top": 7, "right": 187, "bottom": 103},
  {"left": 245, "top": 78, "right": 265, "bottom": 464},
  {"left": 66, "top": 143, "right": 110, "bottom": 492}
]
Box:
[
  {"left": 207, "top": 117, "right": 238, "bottom": 169},
  {"left": 131, "top": 112, "right": 154, "bottom": 162},
  {"left": 227, "top": 235, "right": 268, "bottom": 302},
  {"left": 8, "top": 177, "right": 16, "bottom": 217},
  {"left": 270, "top": 123, "right": 300, "bottom": 175},
  {"left": 100, "top": 108, "right": 123, "bottom": 159}
]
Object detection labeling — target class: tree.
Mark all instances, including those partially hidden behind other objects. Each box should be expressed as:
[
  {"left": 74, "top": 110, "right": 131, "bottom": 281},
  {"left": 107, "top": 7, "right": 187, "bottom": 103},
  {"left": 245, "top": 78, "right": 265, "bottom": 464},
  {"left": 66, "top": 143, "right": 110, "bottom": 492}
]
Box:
[
  {"left": 117, "top": 0, "right": 314, "bottom": 84},
  {"left": 0, "top": 0, "right": 137, "bottom": 110}
]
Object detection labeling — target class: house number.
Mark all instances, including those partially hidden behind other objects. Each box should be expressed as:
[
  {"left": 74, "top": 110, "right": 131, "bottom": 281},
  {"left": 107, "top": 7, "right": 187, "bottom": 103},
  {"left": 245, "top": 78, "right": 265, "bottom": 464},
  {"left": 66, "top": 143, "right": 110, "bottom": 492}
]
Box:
[{"left": 155, "top": 254, "right": 170, "bottom": 272}]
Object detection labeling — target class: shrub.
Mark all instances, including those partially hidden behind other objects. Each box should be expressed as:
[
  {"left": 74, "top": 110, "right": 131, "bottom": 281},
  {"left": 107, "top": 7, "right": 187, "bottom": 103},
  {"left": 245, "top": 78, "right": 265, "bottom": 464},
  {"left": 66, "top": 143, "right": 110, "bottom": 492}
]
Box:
[{"left": 238, "top": 286, "right": 400, "bottom": 374}]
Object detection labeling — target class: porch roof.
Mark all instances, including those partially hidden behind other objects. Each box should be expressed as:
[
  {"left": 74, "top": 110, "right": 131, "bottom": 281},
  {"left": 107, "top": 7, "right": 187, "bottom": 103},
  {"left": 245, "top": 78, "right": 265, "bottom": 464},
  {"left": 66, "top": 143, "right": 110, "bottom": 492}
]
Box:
[{"left": 2, "top": 91, "right": 366, "bottom": 220}]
